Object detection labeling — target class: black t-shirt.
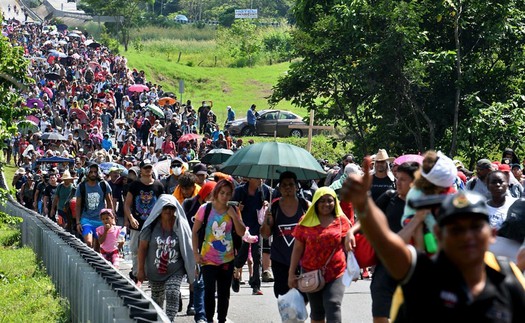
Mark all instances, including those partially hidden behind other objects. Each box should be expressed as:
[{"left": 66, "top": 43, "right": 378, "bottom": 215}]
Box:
[
  {"left": 395, "top": 248, "right": 525, "bottom": 323},
  {"left": 376, "top": 191, "right": 405, "bottom": 234},
  {"left": 44, "top": 183, "right": 58, "bottom": 212},
  {"left": 270, "top": 198, "right": 308, "bottom": 265},
  {"left": 128, "top": 179, "right": 164, "bottom": 230},
  {"left": 370, "top": 175, "right": 395, "bottom": 202}
]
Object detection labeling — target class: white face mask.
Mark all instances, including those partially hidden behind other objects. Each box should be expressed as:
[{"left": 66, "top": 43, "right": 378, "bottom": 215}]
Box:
[{"left": 172, "top": 167, "right": 182, "bottom": 176}]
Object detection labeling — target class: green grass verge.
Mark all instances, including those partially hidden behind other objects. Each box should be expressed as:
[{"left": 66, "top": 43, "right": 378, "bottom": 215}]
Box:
[{"left": 0, "top": 236, "right": 69, "bottom": 322}]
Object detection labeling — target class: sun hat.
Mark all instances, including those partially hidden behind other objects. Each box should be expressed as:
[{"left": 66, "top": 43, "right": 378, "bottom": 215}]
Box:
[{"left": 61, "top": 169, "right": 77, "bottom": 181}]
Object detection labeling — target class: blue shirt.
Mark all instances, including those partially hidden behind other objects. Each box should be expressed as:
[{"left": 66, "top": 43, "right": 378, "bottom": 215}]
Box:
[
  {"left": 101, "top": 138, "right": 113, "bottom": 151},
  {"left": 247, "top": 109, "right": 256, "bottom": 126},
  {"left": 227, "top": 109, "right": 235, "bottom": 122},
  {"left": 75, "top": 181, "right": 112, "bottom": 220}
]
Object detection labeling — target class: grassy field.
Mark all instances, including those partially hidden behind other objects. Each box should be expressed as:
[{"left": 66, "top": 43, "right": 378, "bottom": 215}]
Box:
[
  {"left": 125, "top": 50, "right": 298, "bottom": 123},
  {"left": 123, "top": 24, "right": 303, "bottom": 124}
]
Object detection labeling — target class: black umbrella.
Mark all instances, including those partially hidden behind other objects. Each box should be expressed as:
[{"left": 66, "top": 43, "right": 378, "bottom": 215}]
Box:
[
  {"left": 87, "top": 42, "right": 101, "bottom": 49},
  {"left": 41, "top": 132, "right": 67, "bottom": 141},
  {"left": 56, "top": 24, "right": 68, "bottom": 32},
  {"left": 59, "top": 57, "right": 74, "bottom": 66},
  {"left": 45, "top": 72, "right": 61, "bottom": 80}
]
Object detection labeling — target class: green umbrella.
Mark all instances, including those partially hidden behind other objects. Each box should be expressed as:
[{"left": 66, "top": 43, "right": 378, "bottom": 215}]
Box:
[
  {"left": 220, "top": 142, "right": 326, "bottom": 180},
  {"left": 201, "top": 148, "right": 234, "bottom": 165},
  {"left": 146, "top": 104, "right": 164, "bottom": 118}
]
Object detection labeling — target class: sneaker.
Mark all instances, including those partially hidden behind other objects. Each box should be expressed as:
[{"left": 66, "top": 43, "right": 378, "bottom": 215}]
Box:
[
  {"left": 232, "top": 277, "right": 240, "bottom": 293},
  {"left": 239, "top": 279, "right": 246, "bottom": 285},
  {"left": 186, "top": 306, "right": 195, "bottom": 316},
  {"left": 252, "top": 289, "right": 263, "bottom": 295},
  {"left": 262, "top": 270, "right": 274, "bottom": 282}
]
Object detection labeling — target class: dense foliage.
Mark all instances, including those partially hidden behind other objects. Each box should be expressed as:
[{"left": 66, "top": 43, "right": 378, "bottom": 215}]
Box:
[{"left": 270, "top": 0, "right": 525, "bottom": 166}]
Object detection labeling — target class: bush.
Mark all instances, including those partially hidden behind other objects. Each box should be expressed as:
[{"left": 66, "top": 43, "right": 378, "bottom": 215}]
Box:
[{"left": 0, "top": 211, "right": 22, "bottom": 247}]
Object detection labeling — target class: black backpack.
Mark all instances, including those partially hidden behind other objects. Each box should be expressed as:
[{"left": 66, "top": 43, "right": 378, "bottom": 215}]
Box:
[{"left": 197, "top": 203, "right": 242, "bottom": 254}]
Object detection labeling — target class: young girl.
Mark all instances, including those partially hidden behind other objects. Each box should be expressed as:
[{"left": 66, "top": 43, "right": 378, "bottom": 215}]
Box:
[{"left": 97, "top": 209, "right": 125, "bottom": 268}]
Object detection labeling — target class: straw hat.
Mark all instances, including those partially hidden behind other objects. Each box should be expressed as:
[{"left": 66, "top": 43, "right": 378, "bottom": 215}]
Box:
[
  {"left": 61, "top": 169, "right": 77, "bottom": 181},
  {"left": 374, "top": 149, "right": 394, "bottom": 162}
]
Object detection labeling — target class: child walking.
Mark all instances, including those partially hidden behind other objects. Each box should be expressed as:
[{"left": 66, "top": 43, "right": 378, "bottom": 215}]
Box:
[{"left": 97, "top": 209, "right": 125, "bottom": 268}]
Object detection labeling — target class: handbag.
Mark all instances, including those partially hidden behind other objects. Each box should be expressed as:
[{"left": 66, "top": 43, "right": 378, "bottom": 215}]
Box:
[
  {"left": 297, "top": 219, "right": 341, "bottom": 293},
  {"left": 353, "top": 233, "right": 377, "bottom": 268}
]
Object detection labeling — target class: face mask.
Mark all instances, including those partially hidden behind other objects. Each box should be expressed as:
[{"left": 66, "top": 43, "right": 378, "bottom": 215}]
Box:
[{"left": 172, "top": 167, "right": 182, "bottom": 176}]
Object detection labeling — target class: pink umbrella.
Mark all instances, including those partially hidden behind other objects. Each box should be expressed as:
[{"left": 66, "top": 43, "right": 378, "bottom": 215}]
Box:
[
  {"left": 177, "top": 133, "right": 201, "bottom": 144},
  {"left": 71, "top": 53, "right": 81, "bottom": 60},
  {"left": 394, "top": 154, "right": 424, "bottom": 165},
  {"left": 27, "top": 115, "right": 40, "bottom": 124},
  {"left": 42, "top": 87, "right": 53, "bottom": 98},
  {"left": 69, "top": 108, "right": 88, "bottom": 123},
  {"left": 128, "top": 84, "right": 149, "bottom": 92}
]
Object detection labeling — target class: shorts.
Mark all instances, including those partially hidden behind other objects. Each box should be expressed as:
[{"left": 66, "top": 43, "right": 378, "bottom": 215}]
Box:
[
  {"left": 80, "top": 218, "right": 103, "bottom": 238},
  {"left": 370, "top": 263, "right": 398, "bottom": 317}
]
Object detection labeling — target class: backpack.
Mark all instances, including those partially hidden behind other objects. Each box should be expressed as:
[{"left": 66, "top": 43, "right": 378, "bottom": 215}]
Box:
[
  {"left": 79, "top": 180, "right": 108, "bottom": 211},
  {"left": 197, "top": 202, "right": 242, "bottom": 254}
]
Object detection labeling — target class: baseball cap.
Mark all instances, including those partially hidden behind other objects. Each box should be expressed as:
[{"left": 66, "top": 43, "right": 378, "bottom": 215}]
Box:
[
  {"left": 498, "top": 164, "right": 511, "bottom": 173},
  {"left": 437, "top": 191, "right": 489, "bottom": 227},
  {"left": 476, "top": 159, "right": 492, "bottom": 170},
  {"left": 140, "top": 159, "right": 153, "bottom": 168},
  {"left": 192, "top": 163, "right": 208, "bottom": 175}
]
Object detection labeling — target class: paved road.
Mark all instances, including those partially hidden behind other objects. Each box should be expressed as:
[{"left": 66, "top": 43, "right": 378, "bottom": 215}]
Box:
[
  {"left": 1, "top": 0, "right": 32, "bottom": 23},
  {"left": 119, "top": 257, "right": 373, "bottom": 322}
]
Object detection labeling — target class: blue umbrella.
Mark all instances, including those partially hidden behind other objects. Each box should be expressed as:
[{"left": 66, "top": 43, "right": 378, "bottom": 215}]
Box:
[{"left": 99, "top": 162, "right": 126, "bottom": 173}]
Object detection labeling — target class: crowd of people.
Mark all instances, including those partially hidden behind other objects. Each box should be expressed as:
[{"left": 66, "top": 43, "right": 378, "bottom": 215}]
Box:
[{"left": 4, "top": 15, "right": 525, "bottom": 323}]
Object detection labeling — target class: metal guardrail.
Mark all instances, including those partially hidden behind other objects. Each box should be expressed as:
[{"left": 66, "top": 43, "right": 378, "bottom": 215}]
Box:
[
  {"left": 18, "top": 0, "right": 44, "bottom": 23},
  {"left": 0, "top": 171, "right": 169, "bottom": 323}
]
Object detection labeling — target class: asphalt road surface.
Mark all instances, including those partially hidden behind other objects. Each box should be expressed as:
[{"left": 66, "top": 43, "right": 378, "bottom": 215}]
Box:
[{"left": 120, "top": 257, "right": 373, "bottom": 322}]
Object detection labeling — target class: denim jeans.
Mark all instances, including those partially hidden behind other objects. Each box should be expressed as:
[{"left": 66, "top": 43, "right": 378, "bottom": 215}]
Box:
[{"left": 193, "top": 269, "right": 206, "bottom": 322}]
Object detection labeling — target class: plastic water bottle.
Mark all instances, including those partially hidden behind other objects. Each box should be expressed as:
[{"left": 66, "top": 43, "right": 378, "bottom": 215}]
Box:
[
  {"left": 423, "top": 225, "right": 438, "bottom": 254},
  {"left": 122, "top": 235, "right": 130, "bottom": 260}
]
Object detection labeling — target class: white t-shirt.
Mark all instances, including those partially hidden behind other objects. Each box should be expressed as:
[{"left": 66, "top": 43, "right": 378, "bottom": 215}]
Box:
[{"left": 487, "top": 196, "right": 517, "bottom": 230}]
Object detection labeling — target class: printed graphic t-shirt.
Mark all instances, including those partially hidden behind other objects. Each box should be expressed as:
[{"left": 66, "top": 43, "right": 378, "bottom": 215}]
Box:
[
  {"left": 128, "top": 180, "right": 164, "bottom": 230},
  {"left": 195, "top": 204, "right": 235, "bottom": 266}
]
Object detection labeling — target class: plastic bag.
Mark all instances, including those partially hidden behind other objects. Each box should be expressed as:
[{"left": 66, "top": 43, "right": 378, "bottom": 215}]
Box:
[
  {"left": 257, "top": 204, "right": 268, "bottom": 225},
  {"left": 342, "top": 251, "right": 361, "bottom": 287},
  {"left": 277, "top": 288, "right": 308, "bottom": 323}
]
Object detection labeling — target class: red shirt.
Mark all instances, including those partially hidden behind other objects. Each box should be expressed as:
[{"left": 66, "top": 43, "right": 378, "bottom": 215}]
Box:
[
  {"left": 162, "top": 141, "right": 175, "bottom": 155},
  {"left": 293, "top": 215, "right": 351, "bottom": 283}
]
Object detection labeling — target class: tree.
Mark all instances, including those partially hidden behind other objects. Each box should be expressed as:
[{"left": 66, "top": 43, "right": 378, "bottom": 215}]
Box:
[
  {"left": 0, "top": 33, "right": 33, "bottom": 140},
  {"left": 217, "top": 19, "right": 262, "bottom": 66},
  {"left": 83, "top": 0, "right": 152, "bottom": 51},
  {"left": 270, "top": 0, "right": 525, "bottom": 157}
]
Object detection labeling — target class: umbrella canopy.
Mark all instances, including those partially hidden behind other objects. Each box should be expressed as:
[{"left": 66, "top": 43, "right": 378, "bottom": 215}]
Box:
[
  {"left": 27, "top": 115, "right": 40, "bottom": 124},
  {"left": 45, "top": 72, "right": 61, "bottom": 80},
  {"left": 70, "top": 53, "right": 81, "bottom": 60},
  {"left": 158, "top": 97, "right": 176, "bottom": 106},
  {"left": 69, "top": 108, "right": 88, "bottom": 123},
  {"left": 42, "top": 87, "right": 54, "bottom": 98},
  {"left": 17, "top": 120, "right": 39, "bottom": 134},
  {"left": 177, "top": 133, "right": 201, "bottom": 144},
  {"left": 37, "top": 156, "right": 74, "bottom": 164},
  {"left": 221, "top": 142, "right": 326, "bottom": 180},
  {"left": 146, "top": 104, "right": 164, "bottom": 118},
  {"left": 87, "top": 41, "right": 101, "bottom": 49},
  {"left": 128, "top": 84, "right": 149, "bottom": 92},
  {"left": 26, "top": 98, "right": 44, "bottom": 109},
  {"left": 67, "top": 32, "right": 81, "bottom": 38},
  {"left": 41, "top": 132, "right": 67, "bottom": 141},
  {"left": 99, "top": 162, "right": 126, "bottom": 173},
  {"left": 48, "top": 50, "right": 67, "bottom": 58},
  {"left": 88, "top": 61, "right": 101, "bottom": 70},
  {"left": 201, "top": 149, "right": 234, "bottom": 165},
  {"left": 393, "top": 154, "right": 424, "bottom": 165},
  {"left": 153, "top": 159, "right": 172, "bottom": 177}
]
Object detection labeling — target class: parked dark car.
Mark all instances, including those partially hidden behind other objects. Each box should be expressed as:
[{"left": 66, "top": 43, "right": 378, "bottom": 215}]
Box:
[{"left": 224, "top": 109, "right": 309, "bottom": 137}]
